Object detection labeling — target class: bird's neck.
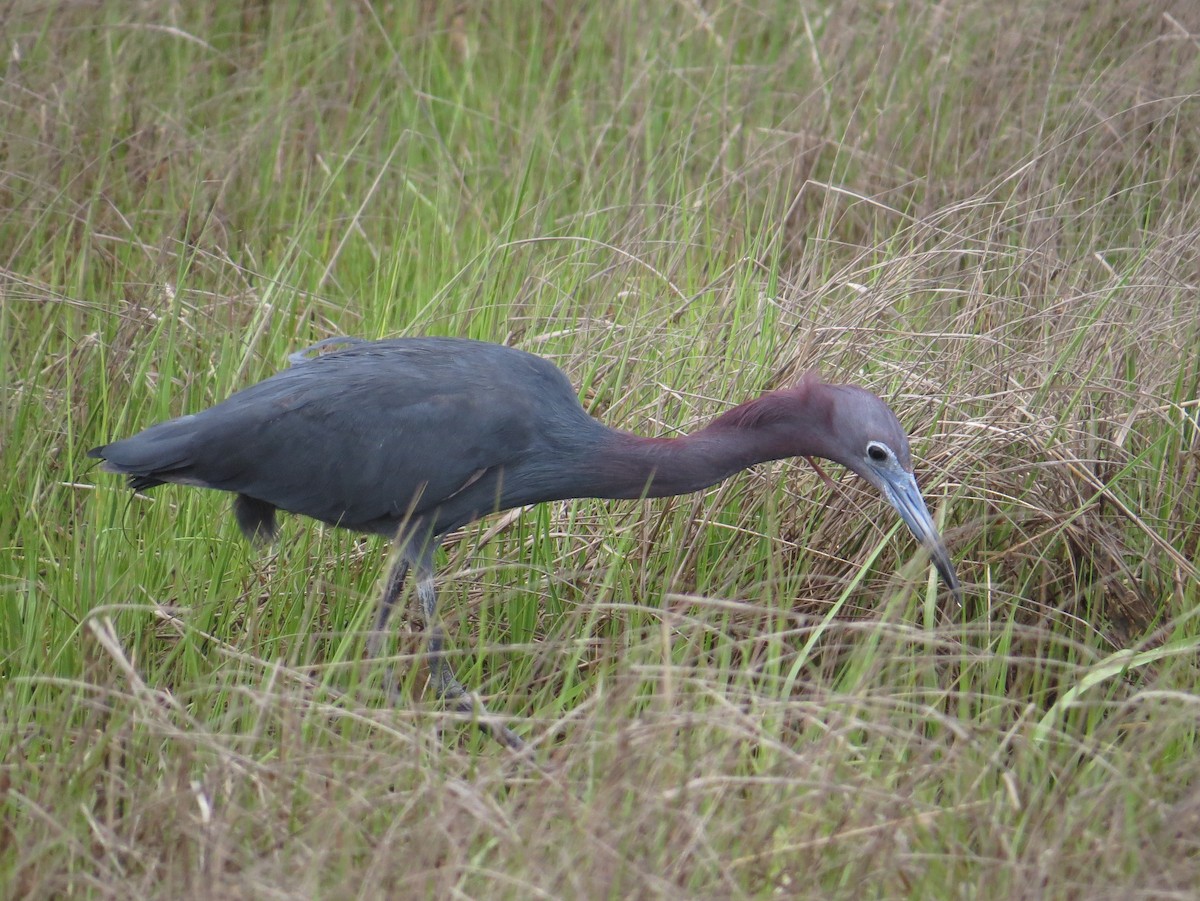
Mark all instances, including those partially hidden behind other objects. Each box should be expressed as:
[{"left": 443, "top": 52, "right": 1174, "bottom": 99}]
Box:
[
  {"left": 583, "top": 392, "right": 824, "bottom": 500},
  {"left": 589, "top": 433, "right": 760, "bottom": 498}
]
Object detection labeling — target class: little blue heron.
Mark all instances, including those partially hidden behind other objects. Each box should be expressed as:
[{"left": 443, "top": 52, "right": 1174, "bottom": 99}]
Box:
[{"left": 89, "top": 336, "right": 961, "bottom": 749}]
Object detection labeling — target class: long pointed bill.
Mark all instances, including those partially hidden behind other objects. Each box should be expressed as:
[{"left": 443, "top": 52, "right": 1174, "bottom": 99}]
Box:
[{"left": 879, "top": 470, "right": 963, "bottom": 607}]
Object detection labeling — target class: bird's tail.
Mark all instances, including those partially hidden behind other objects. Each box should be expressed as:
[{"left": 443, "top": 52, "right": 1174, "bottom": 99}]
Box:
[
  {"left": 86, "top": 416, "right": 201, "bottom": 491},
  {"left": 88, "top": 417, "right": 278, "bottom": 542}
]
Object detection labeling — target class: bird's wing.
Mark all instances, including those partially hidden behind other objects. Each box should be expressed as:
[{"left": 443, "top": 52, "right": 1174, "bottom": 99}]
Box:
[{"left": 105, "top": 360, "right": 540, "bottom": 533}]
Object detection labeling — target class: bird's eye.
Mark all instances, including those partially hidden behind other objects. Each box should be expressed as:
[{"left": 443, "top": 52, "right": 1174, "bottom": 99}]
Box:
[{"left": 866, "top": 442, "right": 891, "bottom": 463}]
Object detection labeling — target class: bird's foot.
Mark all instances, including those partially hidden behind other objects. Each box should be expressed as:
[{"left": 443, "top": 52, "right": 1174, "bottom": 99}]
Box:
[{"left": 432, "top": 663, "right": 527, "bottom": 752}]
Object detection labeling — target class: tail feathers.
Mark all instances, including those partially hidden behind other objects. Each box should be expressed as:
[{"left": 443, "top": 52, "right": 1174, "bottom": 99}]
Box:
[
  {"left": 126, "top": 472, "right": 168, "bottom": 491},
  {"left": 90, "top": 429, "right": 279, "bottom": 544},
  {"left": 88, "top": 445, "right": 192, "bottom": 488},
  {"left": 88, "top": 417, "right": 202, "bottom": 492}
]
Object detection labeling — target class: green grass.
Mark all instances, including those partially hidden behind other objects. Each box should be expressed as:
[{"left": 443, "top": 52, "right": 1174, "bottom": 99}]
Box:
[{"left": 4, "top": 0, "right": 1200, "bottom": 896}]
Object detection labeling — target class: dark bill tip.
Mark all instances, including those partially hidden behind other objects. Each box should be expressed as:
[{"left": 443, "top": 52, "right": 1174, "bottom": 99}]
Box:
[{"left": 881, "top": 470, "right": 963, "bottom": 608}]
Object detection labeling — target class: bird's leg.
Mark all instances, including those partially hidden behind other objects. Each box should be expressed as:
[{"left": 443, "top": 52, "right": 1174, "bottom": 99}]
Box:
[
  {"left": 413, "top": 563, "right": 527, "bottom": 751},
  {"left": 365, "top": 551, "right": 410, "bottom": 660}
]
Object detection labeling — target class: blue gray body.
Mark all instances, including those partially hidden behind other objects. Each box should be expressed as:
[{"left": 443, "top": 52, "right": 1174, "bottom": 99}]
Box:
[
  {"left": 94, "top": 338, "right": 617, "bottom": 541},
  {"left": 90, "top": 336, "right": 961, "bottom": 750}
]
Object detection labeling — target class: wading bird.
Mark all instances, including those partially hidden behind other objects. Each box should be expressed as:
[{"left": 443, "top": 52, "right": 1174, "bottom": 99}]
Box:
[{"left": 90, "top": 336, "right": 961, "bottom": 750}]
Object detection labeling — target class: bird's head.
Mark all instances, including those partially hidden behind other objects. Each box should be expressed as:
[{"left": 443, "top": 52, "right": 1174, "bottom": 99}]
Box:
[
  {"left": 816, "top": 381, "right": 962, "bottom": 606},
  {"left": 726, "top": 376, "right": 961, "bottom": 605}
]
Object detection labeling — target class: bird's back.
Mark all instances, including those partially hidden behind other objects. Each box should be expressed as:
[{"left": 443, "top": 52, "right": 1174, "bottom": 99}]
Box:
[{"left": 90, "top": 338, "right": 603, "bottom": 538}]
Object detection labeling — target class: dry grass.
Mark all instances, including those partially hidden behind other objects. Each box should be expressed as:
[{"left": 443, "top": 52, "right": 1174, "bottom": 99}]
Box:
[{"left": 3, "top": 0, "right": 1200, "bottom": 897}]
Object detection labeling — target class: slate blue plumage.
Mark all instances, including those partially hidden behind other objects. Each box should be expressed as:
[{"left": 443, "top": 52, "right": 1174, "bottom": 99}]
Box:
[{"left": 90, "top": 337, "right": 961, "bottom": 750}]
